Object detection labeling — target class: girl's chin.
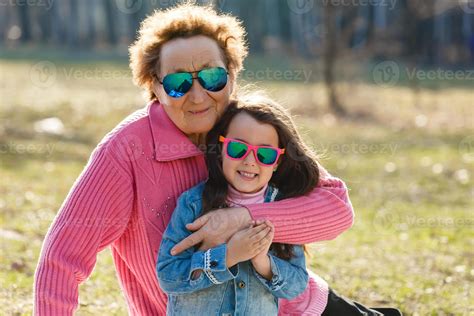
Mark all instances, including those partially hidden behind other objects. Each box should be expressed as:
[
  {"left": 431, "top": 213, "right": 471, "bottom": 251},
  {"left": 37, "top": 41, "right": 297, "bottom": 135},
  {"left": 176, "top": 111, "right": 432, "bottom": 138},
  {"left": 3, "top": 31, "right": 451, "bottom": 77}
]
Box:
[{"left": 232, "top": 183, "right": 261, "bottom": 194}]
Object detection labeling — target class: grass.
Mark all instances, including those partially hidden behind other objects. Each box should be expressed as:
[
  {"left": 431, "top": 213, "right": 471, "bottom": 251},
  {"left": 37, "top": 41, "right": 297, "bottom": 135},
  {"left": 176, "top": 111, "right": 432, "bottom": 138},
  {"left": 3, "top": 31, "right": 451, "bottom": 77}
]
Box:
[{"left": 0, "top": 59, "right": 473, "bottom": 315}]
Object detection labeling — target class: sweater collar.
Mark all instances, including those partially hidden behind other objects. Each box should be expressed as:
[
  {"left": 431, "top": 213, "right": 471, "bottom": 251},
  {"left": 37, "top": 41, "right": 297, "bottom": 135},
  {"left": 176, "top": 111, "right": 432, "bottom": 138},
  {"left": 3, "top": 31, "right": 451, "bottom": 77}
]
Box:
[
  {"left": 148, "top": 100, "right": 204, "bottom": 162},
  {"left": 226, "top": 184, "right": 268, "bottom": 206}
]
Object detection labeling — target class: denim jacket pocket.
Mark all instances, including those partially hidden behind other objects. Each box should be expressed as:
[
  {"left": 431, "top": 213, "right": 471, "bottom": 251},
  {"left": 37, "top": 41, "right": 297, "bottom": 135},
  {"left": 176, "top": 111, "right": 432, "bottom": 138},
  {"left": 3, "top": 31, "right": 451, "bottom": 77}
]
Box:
[{"left": 168, "top": 282, "right": 229, "bottom": 315}]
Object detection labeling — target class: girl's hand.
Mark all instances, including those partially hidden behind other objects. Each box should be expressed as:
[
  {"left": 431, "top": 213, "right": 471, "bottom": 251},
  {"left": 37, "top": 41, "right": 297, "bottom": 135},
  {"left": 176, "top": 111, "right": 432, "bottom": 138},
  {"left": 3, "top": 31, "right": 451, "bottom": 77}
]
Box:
[
  {"left": 226, "top": 222, "right": 273, "bottom": 268},
  {"left": 250, "top": 220, "right": 274, "bottom": 265},
  {"left": 171, "top": 207, "right": 251, "bottom": 255},
  {"left": 250, "top": 220, "right": 274, "bottom": 280}
]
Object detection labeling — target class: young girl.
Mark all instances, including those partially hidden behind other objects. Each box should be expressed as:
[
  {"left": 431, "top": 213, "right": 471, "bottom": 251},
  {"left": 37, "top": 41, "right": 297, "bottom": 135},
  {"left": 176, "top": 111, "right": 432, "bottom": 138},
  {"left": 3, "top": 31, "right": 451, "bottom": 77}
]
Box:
[{"left": 157, "top": 95, "right": 401, "bottom": 316}]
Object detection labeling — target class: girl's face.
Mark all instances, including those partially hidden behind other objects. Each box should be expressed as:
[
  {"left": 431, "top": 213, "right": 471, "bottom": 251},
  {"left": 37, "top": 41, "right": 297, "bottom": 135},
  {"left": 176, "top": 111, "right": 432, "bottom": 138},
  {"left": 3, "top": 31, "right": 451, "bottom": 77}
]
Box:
[
  {"left": 153, "top": 35, "right": 234, "bottom": 137},
  {"left": 222, "top": 112, "right": 279, "bottom": 193}
]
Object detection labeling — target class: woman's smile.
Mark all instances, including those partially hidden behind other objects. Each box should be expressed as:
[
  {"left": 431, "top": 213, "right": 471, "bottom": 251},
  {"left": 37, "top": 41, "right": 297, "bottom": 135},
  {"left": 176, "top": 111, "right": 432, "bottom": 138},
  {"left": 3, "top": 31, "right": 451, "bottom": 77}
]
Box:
[{"left": 188, "top": 107, "right": 210, "bottom": 115}]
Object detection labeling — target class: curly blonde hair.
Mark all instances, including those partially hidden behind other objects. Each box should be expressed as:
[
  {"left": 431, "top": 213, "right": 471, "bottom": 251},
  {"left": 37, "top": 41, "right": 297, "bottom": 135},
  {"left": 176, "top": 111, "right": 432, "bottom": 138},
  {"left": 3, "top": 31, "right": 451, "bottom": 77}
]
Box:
[{"left": 129, "top": 2, "right": 248, "bottom": 101}]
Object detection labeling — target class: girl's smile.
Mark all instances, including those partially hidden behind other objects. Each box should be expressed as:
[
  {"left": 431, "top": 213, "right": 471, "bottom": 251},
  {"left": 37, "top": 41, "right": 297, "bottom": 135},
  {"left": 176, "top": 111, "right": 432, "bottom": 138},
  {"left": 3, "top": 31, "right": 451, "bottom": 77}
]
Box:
[{"left": 237, "top": 170, "right": 258, "bottom": 180}]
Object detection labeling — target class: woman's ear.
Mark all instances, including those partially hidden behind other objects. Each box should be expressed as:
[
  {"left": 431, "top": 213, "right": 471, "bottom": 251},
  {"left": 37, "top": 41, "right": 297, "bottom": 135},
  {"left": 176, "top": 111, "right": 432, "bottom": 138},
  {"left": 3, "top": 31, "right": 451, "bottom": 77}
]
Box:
[{"left": 150, "top": 69, "right": 166, "bottom": 101}]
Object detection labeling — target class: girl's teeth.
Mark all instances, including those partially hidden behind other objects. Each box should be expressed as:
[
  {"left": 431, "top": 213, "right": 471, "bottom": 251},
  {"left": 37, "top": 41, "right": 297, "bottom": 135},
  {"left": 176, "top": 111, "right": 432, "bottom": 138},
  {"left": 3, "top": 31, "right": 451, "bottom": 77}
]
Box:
[{"left": 240, "top": 171, "right": 256, "bottom": 178}]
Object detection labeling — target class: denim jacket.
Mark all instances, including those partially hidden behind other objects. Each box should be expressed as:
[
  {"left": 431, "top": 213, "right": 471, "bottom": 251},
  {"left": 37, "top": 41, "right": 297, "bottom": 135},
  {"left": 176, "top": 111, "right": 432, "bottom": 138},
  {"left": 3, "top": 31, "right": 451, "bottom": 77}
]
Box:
[{"left": 157, "top": 182, "right": 308, "bottom": 316}]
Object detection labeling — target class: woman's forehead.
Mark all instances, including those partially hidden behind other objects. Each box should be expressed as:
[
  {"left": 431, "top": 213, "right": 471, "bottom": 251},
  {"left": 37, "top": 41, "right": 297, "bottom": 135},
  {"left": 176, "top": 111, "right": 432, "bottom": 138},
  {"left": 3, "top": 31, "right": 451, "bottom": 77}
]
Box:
[{"left": 160, "top": 35, "right": 225, "bottom": 74}]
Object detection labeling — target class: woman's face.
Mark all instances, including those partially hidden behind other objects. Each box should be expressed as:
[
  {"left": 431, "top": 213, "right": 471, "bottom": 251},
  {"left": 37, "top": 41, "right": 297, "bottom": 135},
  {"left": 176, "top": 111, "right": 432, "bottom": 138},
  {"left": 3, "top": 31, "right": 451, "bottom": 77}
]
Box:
[
  {"left": 222, "top": 112, "right": 279, "bottom": 194},
  {"left": 153, "top": 35, "right": 234, "bottom": 136}
]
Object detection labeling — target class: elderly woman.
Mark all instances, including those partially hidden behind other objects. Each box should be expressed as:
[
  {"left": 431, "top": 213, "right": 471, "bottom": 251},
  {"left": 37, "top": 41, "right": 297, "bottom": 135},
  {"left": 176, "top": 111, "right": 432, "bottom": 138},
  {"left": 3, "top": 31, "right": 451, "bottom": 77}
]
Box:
[{"left": 33, "top": 4, "right": 364, "bottom": 316}]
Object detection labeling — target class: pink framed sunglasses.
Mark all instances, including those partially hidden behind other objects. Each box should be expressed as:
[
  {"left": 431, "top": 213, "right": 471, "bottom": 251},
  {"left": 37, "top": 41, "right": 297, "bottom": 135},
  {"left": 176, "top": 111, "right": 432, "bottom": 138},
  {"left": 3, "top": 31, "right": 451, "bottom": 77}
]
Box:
[{"left": 219, "top": 136, "right": 285, "bottom": 166}]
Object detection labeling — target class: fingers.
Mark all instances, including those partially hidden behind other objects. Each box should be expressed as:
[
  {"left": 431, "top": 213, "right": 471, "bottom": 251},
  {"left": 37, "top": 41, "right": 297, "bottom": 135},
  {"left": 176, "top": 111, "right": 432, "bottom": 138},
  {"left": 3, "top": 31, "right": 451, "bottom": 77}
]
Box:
[
  {"left": 248, "top": 223, "right": 268, "bottom": 236},
  {"left": 263, "top": 219, "right": 274, "bottom": 229},
  {"left": 251, "top": 232, "right": 274, "bottom": 256},
  {"left": 185, "top": 214, "right": 210, "bottom": 231},
  {"left": 171, "top": 231, "right": 204, "bottom": 255},
  {"left": 250, "top": 225, "right": 272, "bottom": 244},
  {"left": 252, "top": 219, "right": 273, "bottom": 228},
  {"left": 253, "top": 219, "right": 264, "bottom": 226}
]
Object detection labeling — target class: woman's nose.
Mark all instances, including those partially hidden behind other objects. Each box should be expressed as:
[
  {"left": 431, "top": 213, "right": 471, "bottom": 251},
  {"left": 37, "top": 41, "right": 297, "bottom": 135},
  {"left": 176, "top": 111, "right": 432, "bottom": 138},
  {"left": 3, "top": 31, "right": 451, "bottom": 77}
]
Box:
[{"left": 187, "top": 78, "right": 206, "bottom": 103}]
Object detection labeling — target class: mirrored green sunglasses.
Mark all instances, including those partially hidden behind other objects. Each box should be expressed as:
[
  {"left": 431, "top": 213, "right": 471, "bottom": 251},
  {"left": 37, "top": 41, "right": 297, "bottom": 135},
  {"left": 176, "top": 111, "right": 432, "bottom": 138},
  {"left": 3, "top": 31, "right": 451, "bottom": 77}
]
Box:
[{"left": 158, "top": 67, "right": 228, "bottom": 98}]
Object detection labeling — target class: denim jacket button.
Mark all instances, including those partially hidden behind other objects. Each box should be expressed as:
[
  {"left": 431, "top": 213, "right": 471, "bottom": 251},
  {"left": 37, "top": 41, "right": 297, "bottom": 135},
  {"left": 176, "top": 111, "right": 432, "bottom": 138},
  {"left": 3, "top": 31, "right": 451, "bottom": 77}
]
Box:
[
  {"left": 238, "top": 281, "right": 246, "bottom": 288},
  {"left": 210, "top": 260, "right": 218, "bottom": 268}
]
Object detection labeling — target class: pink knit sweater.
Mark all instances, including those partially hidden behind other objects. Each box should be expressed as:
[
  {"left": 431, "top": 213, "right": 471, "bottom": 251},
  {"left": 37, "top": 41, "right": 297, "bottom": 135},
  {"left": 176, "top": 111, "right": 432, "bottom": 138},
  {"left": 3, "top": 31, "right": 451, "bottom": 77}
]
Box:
[{"left": 34, "top": 101, "right": 354, "bottom": 315}]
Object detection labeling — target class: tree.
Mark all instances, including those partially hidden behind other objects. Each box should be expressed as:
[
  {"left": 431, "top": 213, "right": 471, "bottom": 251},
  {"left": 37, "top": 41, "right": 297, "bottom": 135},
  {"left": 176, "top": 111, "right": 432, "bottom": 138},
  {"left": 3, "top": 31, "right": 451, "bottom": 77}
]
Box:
[
  {"left": 104, "top": 0, "right": 118, "bottom": 45},
  {"left": 323, "top": 2, "right": 345, "bottom": 115},
  {"left": 16, "top": 3, "right": 31, "bottom": 43}
]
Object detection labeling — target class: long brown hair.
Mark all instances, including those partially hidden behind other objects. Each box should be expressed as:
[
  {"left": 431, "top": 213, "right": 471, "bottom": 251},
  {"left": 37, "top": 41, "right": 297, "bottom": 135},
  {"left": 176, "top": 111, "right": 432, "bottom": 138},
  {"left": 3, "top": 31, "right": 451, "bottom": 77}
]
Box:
[{"left": 202, "top": 93, "right": 320, "bottom": 260}]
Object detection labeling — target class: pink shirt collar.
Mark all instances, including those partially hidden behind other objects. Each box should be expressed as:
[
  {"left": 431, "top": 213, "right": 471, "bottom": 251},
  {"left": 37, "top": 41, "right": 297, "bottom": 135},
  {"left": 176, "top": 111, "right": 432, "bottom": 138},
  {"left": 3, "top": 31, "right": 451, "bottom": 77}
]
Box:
[
  {"left": 226, "top": 184, "right": 268, "bottom": 206},
  {"left": 148, "top": 101, "right": 203, "bottom": 162}
]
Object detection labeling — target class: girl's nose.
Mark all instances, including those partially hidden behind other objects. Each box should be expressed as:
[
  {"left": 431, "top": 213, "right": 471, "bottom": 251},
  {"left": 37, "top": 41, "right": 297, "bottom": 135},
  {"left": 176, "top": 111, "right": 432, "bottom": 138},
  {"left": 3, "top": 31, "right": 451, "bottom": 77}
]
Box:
[
  {"left": 187, "top": 78, "right": 205, "bottom": 103},
  {"left": 243, "top": 150, "right": 257, "bottom": 166}
]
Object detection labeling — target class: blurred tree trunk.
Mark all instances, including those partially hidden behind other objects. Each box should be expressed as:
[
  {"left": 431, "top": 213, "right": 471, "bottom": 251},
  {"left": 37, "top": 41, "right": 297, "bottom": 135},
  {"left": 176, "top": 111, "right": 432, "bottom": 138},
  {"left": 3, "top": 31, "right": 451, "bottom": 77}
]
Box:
[
  {"left": 37, "top": 5, "right": 52, "bottom": 43},
  {"left": 323, "top": 3, "right": 347, "bottom": 116},
  {"left": 265, "top": 0, "right": 280, "bottom": 37},
  {"left": 374, "top": 4, "right": 387, "bottom": 29},
  {"left": 366, "top": 5, "right": 375, "bottom": 46},
  {"left": 289, "top": 11, "right": 303, "bottom": 55},
  {"left": 50, "top": 1, "right": 66, "bottom": 45},
  {"left": 104, "top": 0, "right": 118, "bottom": 45},
  {"left": 128, "top": 1, "right": 148, "bottom": 43},
  {"left": 84, "top": 0, "right": 96, "bottom": 47},
  {"left": 68, "top": 0, "right": 80, "bottom": 48},
  {"left": 0, "top": 7, "right": 11, "bottom": 42},
  {"left": 250, "top": 0, "right": 265, "bottom": 53},
  {"left": 17, "top": 4, "right": 31, "bottom": 43}
]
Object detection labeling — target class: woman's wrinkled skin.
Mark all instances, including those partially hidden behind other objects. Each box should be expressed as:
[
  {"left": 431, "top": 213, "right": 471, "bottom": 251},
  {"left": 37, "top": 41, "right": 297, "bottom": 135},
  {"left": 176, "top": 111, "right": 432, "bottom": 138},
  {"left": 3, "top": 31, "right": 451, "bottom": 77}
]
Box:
[{"left": 153, "top": 35, "right": 235, "bottom": 146}]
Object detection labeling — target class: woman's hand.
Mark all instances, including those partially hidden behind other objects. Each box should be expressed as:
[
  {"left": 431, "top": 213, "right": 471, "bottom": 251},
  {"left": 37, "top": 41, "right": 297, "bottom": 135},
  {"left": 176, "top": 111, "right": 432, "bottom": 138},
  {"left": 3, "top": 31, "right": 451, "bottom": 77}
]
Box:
[
  {"left": 171, "top": 206, "right": 252, "bottom": 255},
  {"left": 226, "top": 222, "right": 273, "bottom": 268}
]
